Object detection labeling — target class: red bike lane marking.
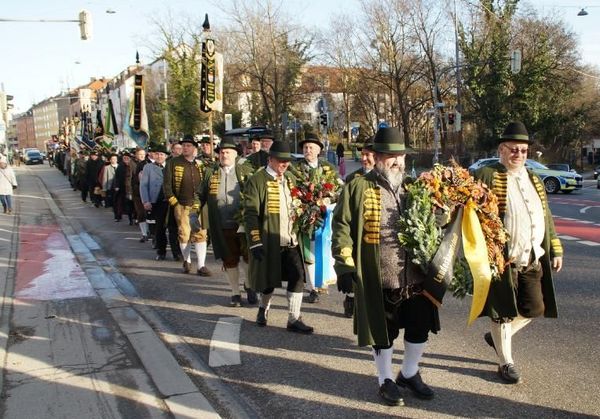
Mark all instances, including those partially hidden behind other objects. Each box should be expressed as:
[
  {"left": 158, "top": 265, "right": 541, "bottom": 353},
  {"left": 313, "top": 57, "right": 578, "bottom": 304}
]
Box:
[
  {"left": 15, "top": 225, "right": 96, "bottom": 300},
  {"left": 553, "top": 218, "right": 600, "bottom": 243}
]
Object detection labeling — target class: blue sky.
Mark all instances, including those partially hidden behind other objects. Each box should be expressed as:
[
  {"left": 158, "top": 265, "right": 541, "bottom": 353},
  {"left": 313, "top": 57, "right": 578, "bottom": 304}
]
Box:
[{"left": 1, "top": 0, "right": 599, "bottom": 112}]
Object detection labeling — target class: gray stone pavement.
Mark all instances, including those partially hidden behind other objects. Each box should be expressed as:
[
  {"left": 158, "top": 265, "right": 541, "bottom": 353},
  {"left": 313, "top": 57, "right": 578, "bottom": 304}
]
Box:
[{"left": 0, "top": 164, "right": 219, "bottom": 419}]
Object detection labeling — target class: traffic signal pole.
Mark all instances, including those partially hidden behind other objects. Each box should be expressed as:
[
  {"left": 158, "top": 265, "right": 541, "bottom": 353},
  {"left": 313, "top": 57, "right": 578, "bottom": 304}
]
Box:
[{"left": 0, "top": 10, "right": 92, "bottom": 40}]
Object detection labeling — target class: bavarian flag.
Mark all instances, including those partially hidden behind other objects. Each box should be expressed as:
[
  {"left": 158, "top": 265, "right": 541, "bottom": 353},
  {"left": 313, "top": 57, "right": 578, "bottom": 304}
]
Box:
[{"left": 123, "top": 74, "right": 149, "bottom": 148}]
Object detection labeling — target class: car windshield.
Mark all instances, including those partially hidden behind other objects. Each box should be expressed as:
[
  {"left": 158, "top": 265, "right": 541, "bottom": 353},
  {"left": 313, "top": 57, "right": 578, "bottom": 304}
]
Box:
[
  {"left": 525, "top": 160, "right": 548, "bottom": 170},
  {"left": 27, "top": 152, "right": 41, "bottom": 157}
]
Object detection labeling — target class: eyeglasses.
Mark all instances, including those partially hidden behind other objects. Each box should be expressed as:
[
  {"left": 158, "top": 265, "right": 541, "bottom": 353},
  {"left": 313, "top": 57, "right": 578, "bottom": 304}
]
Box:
[{"left": 503, "top": 145, "right": 529, "bottom": 155}]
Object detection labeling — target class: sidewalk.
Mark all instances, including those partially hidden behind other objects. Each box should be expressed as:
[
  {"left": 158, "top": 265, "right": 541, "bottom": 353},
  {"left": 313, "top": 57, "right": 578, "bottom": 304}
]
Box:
[{"left": 0, "top": 165, "right": 219, "bottom": 419}]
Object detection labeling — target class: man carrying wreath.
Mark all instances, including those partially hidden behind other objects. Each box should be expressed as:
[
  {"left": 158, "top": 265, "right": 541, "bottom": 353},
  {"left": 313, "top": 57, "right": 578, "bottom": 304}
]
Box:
[
  {"left": 331, "top": 127, "right": 438, "bottom": 407},
  {"left": 473, "top": 121, "right": 563, "bottom": 384}
]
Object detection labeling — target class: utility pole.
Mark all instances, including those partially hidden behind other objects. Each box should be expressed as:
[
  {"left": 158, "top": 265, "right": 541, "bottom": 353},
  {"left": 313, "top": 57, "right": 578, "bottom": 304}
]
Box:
[{"left": 162, "top": 59, "right": 169, "bottom": 143}]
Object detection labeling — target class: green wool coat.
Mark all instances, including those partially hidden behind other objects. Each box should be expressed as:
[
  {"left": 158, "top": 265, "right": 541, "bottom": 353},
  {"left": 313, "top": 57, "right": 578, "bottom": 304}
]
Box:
[
  {"left": 332, "top": 171, "right": 408, "bottom": 347},
  {"left": 199, "top": 163, "right": 253, "bottom": 261},
  {"left": 474, "top": 163, "right": 563, "bottom": 320},
  {"left": 244, "top": 168, "right": 300, "bottom": 291}
]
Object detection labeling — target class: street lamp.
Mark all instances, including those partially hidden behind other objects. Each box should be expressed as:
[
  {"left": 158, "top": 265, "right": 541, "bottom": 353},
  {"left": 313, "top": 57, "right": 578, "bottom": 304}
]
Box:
[{"left": 577, "top": 8, "right": 588, "bottom": 16}]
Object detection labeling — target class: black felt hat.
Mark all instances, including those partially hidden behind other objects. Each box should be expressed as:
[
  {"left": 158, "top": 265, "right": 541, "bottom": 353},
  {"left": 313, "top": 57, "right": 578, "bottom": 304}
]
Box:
[
  {"left": 179, "top": 134, "right": 198, "bottom": 147},
  {"left": 268, "top": 141, "right": 293, "bottom": 161},
  {"left": 219, "top": 140, "right": 237, "bottom": 151},
  {"left": 372, "top": 127, "right": 413, "bottom": 154},
  {"left": 152, "top": 144, "right": 170, "bottom": 155},
  {"left": 298, "top": 136, "right": 324, "bottom": 150},
  {"left": 499, "top": 121, "right": 532, "bottom": 144}
]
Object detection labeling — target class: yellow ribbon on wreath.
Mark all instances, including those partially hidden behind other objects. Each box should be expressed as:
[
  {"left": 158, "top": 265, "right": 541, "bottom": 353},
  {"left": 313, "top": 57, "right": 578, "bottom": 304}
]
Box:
[{"left": 462, "top": 199, "right": 492, "bottom": 325}]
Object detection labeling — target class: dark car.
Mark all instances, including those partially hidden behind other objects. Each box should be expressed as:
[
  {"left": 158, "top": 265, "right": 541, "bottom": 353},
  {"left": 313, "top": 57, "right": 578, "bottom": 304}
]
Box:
[
  {"left": 24, "top": 150, "right": 44, "bottom": 165},
  {"left": 594, "top": 165, "right": 599, "bottom": 180}
]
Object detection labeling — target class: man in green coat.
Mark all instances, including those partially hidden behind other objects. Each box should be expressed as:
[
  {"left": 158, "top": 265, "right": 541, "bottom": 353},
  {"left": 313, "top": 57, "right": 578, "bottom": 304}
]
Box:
[
  {"left": 244, "top": 141, "right": 314, "bottom": 334},
  {"left": 473, "top": 121, "right": 563, "bottom": 384},
  {"left": 332, "top": 127, "right": 438, "bottom": 407},
  {"left": 199, "top": 140, "right": 256, "bottom": 306},
  {"left": 289, "top": 136, "right": 339, "bottom": 304}
]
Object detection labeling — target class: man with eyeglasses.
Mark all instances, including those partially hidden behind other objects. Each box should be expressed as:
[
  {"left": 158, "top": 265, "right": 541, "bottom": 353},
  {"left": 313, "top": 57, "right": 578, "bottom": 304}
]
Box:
[{"left": 473, "top": 121, "right": 563, "bottom": 384}]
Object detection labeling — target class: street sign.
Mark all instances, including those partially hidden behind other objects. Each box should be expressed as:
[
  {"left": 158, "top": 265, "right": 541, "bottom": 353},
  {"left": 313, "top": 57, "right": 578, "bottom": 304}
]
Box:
[
  {"left": 224, "top": 114, "right": 232, "bottom": 131},
  {"left": 351, "top": 126, "right": 359, "bottom": 139},
  {"left": 378, "top": 121, "right": 388, "bottom": 129}
]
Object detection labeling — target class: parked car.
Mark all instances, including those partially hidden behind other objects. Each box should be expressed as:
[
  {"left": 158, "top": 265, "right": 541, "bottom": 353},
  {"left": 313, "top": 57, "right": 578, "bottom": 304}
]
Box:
[
  {"left": 468, "top": 158, "right": 583, "bottom": 194},
  {"left": 24, "top": 150, "right": 44, "bottom": 165},
  {"left": 594, "top": 165, "right": 599, "bottom": 180},
  {"left": 21, "top": 147, "right": 40, "bottom": 162}
]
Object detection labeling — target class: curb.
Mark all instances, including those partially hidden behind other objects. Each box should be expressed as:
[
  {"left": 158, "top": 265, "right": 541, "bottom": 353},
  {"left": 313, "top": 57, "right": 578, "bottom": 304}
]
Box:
[{"left": 33, "top": 173, "right": 221, "bottom": 419}]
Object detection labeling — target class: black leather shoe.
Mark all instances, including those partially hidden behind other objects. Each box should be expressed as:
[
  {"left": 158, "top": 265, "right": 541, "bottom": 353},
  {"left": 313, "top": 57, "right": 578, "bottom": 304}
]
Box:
[
  {"left": 286, "top": 318, "right": 314, "bottom": 334},
  {"left": 256, "top": 307, "right": 268, "bottom": 326},
  {"left": 484, "top": 332, "right": 497, "bottom": 354},
  {"left": 155, "top": 254, "right": 166, "bottom": 261},
  {"left": 498, "top": 364, "right": 521, "bottom": 384},
  {"left": 396, "top": 371, "right": 434, "bottom": 400},
  {"left": 197, "top": 266, "right": 212, "bottom": 276},
  {"left": 230, "top": 295, "right": 243, "bottom": 307},
  {"left": 343, "top": 295, "right": 354, "bottom": 318},
  {"left": 245, "top": 287, "right": 258, "bottom": 305},
  {"left": 182, "top": 261, "right": 191, "bottom": 274},
  {"left": 305, "top": 290, "right": 320, "bottom": 304},
  {"left": 379, "top": 378, "right": 404, "bottom": 406},
  {"left": 139, "top": 235, "right": 148, "bottom": 243}
]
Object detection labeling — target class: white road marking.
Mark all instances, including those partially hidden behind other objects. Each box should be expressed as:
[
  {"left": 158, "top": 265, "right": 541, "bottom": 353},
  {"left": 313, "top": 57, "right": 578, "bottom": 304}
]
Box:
[
  {"left": 577, "top": 241, "right": 600, "bottom": 247},
  {"left": 580, "top": 206, "right": 590, "bottom": 214},
  {"left": 209, "top": 316, "right": 242, "bottom": 367},
  {"left": 558, "top": 235, "right": 579, "bottom": 241}
]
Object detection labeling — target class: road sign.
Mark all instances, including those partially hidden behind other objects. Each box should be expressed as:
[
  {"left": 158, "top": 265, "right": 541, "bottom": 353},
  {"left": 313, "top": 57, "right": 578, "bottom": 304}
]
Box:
[
  {"left": 378, "top": 121, "right": 388, "bottom": 129},
  {"left": 224, "top": 114, "right": 232, "bottom": 131}
]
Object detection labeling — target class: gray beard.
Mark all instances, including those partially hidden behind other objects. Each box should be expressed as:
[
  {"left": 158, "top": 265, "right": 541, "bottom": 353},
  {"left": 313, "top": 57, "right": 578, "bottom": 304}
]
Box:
[{"left": 375, "top": 162, "right": 404, "bottom": 189}]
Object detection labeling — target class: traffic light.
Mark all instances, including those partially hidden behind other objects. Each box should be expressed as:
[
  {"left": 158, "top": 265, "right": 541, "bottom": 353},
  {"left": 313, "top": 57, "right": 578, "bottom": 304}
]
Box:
[
  {"left": 319, "top": 113, "right": 328, "bottom": 127},
  {"left": 447, "top": 112, "right": 455, "bottom": 125},
  {"left": 79, "top": 10, "right": 92, "bottom": 40}
]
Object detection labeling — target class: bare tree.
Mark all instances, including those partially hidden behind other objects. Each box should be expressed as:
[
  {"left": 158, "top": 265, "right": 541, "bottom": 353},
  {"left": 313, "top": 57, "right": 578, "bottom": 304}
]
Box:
[{"left": 219, "top": 0, "right": 313, "bottom": 136}]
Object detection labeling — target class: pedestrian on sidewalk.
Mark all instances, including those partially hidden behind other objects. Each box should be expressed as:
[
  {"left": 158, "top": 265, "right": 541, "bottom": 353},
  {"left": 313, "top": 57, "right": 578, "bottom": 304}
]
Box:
[
  {"left": 163, "top": 135, "right": 211, "bottom": 275},
  {"left": 244, "top": 141, "right": 314, "bottom": 334},
  {"left": 0, "top": 156, "right": 17, "bottom": 214},
  {"left": 199, "top": 139, "right": 256, "bottom": 306},
  {"left": 332, "top": 127, "right": 438, "bottom": 407},
  {"left": 101, "top": 153, "right": 119, "bottom": 208},
  {"left": 472, "top": 121, "right": 563, "bottom": 384}
]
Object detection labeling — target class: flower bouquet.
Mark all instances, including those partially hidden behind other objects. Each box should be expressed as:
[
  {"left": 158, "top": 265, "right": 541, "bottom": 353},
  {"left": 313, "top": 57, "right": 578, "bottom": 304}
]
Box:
[
  {"left": 398, "top": 162, "right": 508, "bottom": 323},
  {"left": 290, "top": 166, "right": 344, "bottom": 237}
]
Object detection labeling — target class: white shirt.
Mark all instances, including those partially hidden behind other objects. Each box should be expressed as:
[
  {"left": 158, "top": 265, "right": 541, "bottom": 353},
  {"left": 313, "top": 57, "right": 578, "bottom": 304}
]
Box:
[{"left": 504, "top": 168, "right": 545, "bottom": 267}]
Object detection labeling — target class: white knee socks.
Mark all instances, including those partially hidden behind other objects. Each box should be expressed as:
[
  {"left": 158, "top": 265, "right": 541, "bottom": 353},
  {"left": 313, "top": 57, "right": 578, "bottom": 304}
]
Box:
[
  {"left": 372, "top": 347, "right": 394, "bottom": 386},
  {"left": 401, "top": 341, "right": 426, "bottom": 379},
  {"left": 491, "top": 321, "right": 513, "bottom": 366},
  {"left": 259, "top": 292, "right": 273, "bottom": 310},
  {"left": 195, "top": 241, "right": 207, "bottom": 267},
  {"left": 139, "top": 221, "right": 148, "bottom": 236},
  {"left": 305, "top": 263, "right": 315, "bottom": 292},
  {"left": 180, "top": 242, "right": 191, "bottom": 263},
  {"left": 225, "top": 268, "right": 240, "bottom": 296},
  {"left": 511, "top": 315, "right": 531, "bottom": 336},
  {"left": 287, "top": 291, "right": 303, "bottom": 323}
]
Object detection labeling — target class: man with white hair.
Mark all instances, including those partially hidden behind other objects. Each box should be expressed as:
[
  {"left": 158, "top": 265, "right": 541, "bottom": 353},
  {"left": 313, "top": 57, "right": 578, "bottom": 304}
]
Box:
[{"left": 332, "top": 127, "right": 438, "bottom": 407}]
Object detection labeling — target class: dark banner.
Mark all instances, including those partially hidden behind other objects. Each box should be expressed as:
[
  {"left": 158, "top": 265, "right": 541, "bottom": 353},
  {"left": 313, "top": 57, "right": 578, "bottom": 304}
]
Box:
[
  {"left": 422, "top": 206, "right": 464, "bottom": 306},
  {"left": 133, "top": 75, "right": 143, "bottom": 130}
]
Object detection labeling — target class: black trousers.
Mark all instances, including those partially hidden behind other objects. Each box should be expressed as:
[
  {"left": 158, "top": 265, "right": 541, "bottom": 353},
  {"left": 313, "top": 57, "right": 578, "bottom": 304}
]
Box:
[
  {"left": 513, "top": 263, "right": 544, "bottom": 318},
  {"left": 373, "top": 292, "right": 438, "bottom": 350},
  {"left": 153, "top": 200, "right": 169, "bottom": 256},
  {"left": 261, "top": 246, "right": 305, "bottom": 294}
]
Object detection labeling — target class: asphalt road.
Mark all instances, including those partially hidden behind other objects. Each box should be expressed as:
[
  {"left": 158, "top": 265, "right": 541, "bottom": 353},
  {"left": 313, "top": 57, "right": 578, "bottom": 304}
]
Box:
[{"left": 31, "top": 162, "right": 600, "bottom": 418}]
